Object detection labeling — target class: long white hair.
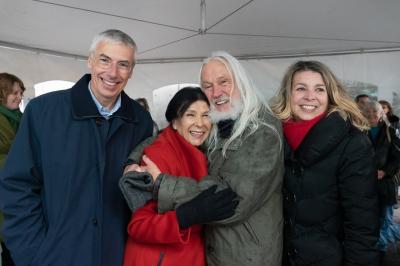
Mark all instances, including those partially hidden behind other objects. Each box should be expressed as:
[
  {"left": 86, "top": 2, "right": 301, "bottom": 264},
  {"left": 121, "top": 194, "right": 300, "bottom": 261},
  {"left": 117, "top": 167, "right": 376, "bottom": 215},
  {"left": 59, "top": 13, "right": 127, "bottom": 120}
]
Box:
[{"left": 200, "top": 51, "right": 282, "bottom": 156}]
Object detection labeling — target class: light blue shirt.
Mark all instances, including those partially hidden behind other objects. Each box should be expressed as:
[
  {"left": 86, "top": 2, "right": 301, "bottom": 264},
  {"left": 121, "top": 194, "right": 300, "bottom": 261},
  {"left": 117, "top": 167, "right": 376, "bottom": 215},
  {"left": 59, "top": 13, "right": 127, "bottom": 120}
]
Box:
[{"left": 88, "top": 82, "right": 121, "bottom": 120}]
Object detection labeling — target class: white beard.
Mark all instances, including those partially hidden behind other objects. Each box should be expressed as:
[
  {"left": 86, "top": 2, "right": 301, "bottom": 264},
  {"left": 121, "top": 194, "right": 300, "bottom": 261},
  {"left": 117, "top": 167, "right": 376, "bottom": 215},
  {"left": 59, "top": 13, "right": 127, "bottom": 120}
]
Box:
[{"left": 209, "top": 98, "right": 244, "bottom": 123}]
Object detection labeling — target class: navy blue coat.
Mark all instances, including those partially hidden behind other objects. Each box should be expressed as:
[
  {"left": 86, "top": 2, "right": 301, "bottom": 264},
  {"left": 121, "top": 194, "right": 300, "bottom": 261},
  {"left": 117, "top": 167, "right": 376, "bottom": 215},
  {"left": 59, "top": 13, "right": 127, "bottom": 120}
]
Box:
[{"left": 0, "top": 74, "right": 153, "bottom": 266}]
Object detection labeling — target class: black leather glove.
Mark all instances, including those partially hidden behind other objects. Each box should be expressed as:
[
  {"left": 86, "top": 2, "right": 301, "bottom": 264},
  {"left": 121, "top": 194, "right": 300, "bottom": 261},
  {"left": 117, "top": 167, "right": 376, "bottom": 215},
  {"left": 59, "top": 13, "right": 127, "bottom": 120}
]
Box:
[{"left": 176, "top": 185, "right": 238, "bottom": 229}]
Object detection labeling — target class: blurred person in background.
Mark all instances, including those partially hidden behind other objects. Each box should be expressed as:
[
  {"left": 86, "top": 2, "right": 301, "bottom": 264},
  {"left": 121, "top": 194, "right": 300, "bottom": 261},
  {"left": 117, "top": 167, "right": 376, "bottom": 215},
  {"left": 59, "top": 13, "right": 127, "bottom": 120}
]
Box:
[
  {"left": 135, "top": 97, "right": 150, "bottom": 111},
  {"left": 355, "top": 94, "right": 371, "bottom": 110},
  {"left": 364, "top": 100, "right": 400, "bottom": 263},
  {"left": 135, "top": 97, "right": 159, "bottom": 135},
  {"left": 0, "top": 73, "right": 24, "bottom": 167},
  {"left": 379, "top": 100, "right": 400, "bottom": 132},
  {"left": 0, "top": 72, "right": 25, "bottom": 266}
]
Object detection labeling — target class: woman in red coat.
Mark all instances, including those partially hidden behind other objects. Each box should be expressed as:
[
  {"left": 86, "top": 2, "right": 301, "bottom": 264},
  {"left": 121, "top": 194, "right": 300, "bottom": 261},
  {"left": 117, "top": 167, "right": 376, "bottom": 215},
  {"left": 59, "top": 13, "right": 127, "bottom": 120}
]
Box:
[{"left": 123, "top": 87, "right": 236, "bottom": 266}]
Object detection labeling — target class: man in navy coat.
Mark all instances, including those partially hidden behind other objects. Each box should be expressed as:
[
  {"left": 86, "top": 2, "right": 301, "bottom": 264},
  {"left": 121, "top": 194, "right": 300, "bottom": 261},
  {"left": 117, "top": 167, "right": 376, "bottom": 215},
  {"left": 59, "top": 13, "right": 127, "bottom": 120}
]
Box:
[{"left": 0, "top": 29, "right": 153, "bottom": 266}]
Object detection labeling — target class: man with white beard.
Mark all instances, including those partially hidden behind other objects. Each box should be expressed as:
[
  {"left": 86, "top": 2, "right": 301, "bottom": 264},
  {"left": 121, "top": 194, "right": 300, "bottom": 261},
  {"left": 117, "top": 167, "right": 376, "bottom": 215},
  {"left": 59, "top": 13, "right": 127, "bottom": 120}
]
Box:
[{"left": 126, "top": 51, "right": 284, "bottom": 266}]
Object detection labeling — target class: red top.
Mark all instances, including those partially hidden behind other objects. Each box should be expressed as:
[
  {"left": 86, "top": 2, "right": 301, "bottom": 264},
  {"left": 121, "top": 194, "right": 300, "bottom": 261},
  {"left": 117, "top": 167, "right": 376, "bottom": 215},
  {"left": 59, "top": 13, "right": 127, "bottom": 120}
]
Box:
[
  {"left": 283, "top": 113, "right": 326, "bottom": 150},
  {"left": 123, "top": 126, "right": 208, "bottom": 266}
]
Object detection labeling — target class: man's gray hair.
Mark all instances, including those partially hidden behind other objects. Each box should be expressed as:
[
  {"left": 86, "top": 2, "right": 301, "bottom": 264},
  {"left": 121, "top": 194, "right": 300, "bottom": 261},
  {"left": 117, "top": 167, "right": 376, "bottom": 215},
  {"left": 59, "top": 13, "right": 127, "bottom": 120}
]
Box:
[
  {"left": 89, "top": 29, "right": 137, "bottom": 65},
  {"left": 364, "top": 100, "right": 390, "bottom": 127},
  {"left": 364, "top": 100, "right": 396, "bottom": 142},
  {"left": 200, "top": 51, "right": 282, "bottom": 156}
]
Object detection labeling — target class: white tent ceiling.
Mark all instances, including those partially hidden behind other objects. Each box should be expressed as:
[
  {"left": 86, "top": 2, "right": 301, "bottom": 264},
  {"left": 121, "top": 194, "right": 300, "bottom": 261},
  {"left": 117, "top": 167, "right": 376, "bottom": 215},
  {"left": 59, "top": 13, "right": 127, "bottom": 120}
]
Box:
[{"left": 2, "top": 0, "right": 400, "bottom": 62}]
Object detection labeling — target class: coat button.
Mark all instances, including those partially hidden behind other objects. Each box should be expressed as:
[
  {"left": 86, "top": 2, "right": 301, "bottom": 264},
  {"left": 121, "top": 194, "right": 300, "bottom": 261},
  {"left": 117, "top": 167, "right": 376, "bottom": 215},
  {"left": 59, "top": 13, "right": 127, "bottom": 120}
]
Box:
[
  {"left": 92, "top": 218, "right": 98, "bottom": 225},
  {"left": 95, "top": 118, "right": 102, "bottom": 126},
  {"left": 207, "top": 246, "right": 214, "bottom": 253}
]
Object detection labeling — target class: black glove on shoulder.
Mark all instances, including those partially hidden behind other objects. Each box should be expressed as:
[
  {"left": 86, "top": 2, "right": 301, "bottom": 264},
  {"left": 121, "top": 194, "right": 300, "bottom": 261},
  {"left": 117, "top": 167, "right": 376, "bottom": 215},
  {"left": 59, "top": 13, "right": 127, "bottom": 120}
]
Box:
[{"left": 176, "top": 185, "right": 238, "bottom": 229}]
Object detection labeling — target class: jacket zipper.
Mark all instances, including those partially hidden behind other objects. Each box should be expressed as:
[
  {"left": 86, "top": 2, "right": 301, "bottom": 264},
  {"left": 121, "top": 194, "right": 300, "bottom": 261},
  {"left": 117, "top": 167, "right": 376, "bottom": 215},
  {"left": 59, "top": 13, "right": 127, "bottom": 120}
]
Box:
[{"left": 157, "top": 252, "right": 165, "bottom": 266}]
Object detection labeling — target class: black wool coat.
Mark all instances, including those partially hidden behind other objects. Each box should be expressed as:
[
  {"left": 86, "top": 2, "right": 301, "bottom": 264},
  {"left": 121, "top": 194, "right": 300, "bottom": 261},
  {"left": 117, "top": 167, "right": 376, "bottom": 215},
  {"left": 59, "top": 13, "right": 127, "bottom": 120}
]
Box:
[
  {"left": 368, "top": 122, "right": 400, "bottom": 207},
  {"left": 283, "top": 112, "right": 380, "bottom": 266}
]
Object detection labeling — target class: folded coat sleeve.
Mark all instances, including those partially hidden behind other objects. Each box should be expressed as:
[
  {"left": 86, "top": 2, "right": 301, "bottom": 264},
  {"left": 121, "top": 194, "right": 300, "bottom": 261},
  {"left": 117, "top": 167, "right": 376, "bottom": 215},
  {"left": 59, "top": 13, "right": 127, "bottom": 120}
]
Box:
[
  {"left": 158, "top": 125, "right": 284, "bottom": 225},
  {"left": 338, "top": 133, "right": 380, "bottom": 266},
  {"left": 119, "top": 171, "right": 153, "bottom": 212},
  {"left": 0, "top": 103, "right": 46, "bottom": 266},
  {"left": 127, "top": 201, "right": 199, "bottom": 244}
]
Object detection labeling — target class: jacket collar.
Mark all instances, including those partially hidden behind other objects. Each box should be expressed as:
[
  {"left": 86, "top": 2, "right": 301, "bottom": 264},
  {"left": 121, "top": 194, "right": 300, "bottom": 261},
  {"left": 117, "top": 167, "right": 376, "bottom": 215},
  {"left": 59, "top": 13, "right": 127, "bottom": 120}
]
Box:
[
  {"left": 293, "top": 112, "right": 351, "bottom": 166},
  {"left": 71, "top": 74, "right": 138, "bottom": 122}
]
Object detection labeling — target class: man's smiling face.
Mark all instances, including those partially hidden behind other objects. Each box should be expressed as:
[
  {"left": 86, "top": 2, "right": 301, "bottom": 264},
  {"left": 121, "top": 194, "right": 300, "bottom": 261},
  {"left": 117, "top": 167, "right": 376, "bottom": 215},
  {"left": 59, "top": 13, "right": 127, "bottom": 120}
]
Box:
[
  {"left": 201, "top": 59, "right": 241, "bottom": 114},
  {"left": 87, "top": 40, "right": 135, "bottom": 109}
]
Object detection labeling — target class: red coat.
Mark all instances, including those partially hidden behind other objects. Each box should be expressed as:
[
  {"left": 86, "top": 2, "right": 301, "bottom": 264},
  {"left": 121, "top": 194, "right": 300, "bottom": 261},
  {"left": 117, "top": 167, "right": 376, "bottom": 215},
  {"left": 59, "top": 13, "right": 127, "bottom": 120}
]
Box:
[{"left": 123, "top": 126, "right": 208, "bottom": 266}]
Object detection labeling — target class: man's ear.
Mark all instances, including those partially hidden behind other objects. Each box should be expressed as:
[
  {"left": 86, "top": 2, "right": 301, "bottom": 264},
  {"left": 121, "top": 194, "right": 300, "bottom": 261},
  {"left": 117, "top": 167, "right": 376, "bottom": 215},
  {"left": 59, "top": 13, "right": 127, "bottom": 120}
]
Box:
[{"left": 87, "top": 55, "right": 93, "bottom": 69}]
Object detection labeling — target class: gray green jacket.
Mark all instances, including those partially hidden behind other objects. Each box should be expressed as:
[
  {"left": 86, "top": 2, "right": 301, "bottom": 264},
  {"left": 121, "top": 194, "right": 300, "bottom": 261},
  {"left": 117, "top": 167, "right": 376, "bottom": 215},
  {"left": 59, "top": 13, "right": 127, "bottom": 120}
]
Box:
[
  {"left": 156, "top": 115, "right": 284, "bottom": 266},
  {"left": 0, "top": 113, "right": 18, "bottom": 241},
  {"left": 0, "top": 113, "right": 16, "bottom": 168}
]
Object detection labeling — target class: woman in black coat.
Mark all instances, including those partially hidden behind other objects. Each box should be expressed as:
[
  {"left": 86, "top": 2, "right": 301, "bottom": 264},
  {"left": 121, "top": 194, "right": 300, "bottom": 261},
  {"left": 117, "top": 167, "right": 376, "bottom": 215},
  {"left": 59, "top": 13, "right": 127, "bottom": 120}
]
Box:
[
  {"left": 379, "top": 100, "right": 400, "bottom": 132},
  {"left": 363, "top": 100, "right": 400, "bottom": 257},
  {"left": 271, "top": 61, "right": 380, "bottom": 266}
]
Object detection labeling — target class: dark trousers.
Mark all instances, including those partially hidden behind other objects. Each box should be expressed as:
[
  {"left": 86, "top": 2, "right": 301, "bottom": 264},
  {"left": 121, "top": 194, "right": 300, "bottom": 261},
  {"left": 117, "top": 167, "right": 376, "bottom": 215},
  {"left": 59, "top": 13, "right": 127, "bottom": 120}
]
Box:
[{"left": 1, "top": 242, "right": 15, "bottom": 266}]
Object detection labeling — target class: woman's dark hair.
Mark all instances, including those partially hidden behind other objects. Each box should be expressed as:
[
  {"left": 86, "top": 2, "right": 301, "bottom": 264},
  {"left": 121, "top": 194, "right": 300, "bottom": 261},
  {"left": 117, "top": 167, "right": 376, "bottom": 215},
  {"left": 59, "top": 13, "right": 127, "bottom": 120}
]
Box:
[
  {"left": 378, "top": 100, "right": 393, "bottom": 116},
  {"left": 135, "top": 97, "right": 149, "bottom": 111},
  {"left": 165, "top": 86, "right": 209, "bottom": 122}
]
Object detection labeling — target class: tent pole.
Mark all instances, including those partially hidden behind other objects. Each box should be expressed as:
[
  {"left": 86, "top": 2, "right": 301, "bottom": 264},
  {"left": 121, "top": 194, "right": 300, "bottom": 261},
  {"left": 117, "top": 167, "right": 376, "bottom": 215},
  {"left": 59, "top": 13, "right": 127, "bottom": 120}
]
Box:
[{"left": 200, "top": 0, "right": 206, "bottom": 35}]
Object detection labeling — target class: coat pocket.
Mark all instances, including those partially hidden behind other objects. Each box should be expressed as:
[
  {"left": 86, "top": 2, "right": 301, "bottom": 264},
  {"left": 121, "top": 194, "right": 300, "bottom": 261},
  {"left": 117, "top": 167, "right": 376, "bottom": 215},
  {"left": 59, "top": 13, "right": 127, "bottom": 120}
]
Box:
[{"left": 243, "top": 221, "right": 261, "bottom": 246}]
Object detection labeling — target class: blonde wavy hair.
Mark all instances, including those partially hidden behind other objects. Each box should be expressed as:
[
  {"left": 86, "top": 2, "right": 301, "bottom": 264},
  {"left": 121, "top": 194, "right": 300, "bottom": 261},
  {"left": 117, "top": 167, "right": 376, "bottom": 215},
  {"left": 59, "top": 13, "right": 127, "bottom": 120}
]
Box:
[{"left": 270, "top": 60, "right": 369, "bottom": 131}]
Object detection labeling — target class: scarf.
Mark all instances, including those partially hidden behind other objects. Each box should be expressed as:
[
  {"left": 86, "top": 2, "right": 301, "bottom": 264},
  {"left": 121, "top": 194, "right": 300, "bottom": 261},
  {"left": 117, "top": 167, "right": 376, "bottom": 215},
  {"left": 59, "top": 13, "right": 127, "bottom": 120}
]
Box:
[
  {"left": 217, "top": 119, "right": 235, "bottom": 139},
  {"left": 283, "top": 113, "right": 326, "bottom": 150},
  {"left": 143, "top": 125, "right": 208, "bottom": 180},
  {"left": 0, "top": 105, "right": 22, "bottom": 132},
  {"left": 369, "top": 126, "right": 381, "bottom": 143}
]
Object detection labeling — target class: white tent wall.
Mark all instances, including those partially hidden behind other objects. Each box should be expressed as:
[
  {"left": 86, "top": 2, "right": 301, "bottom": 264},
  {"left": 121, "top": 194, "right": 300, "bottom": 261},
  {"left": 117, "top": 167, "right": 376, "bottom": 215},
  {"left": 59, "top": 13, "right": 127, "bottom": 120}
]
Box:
[
  {"left": 129, "top": 61, "right": 202, "bottom": 103},
  {"left": 241, "top": 53, "right": 398, "bottom": 102},
  {"left": 0, "top": 47, "right": 87, "bottom": 99},
  {"left": 1, "top": 46, "right": 399, "bottom": 126}
]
